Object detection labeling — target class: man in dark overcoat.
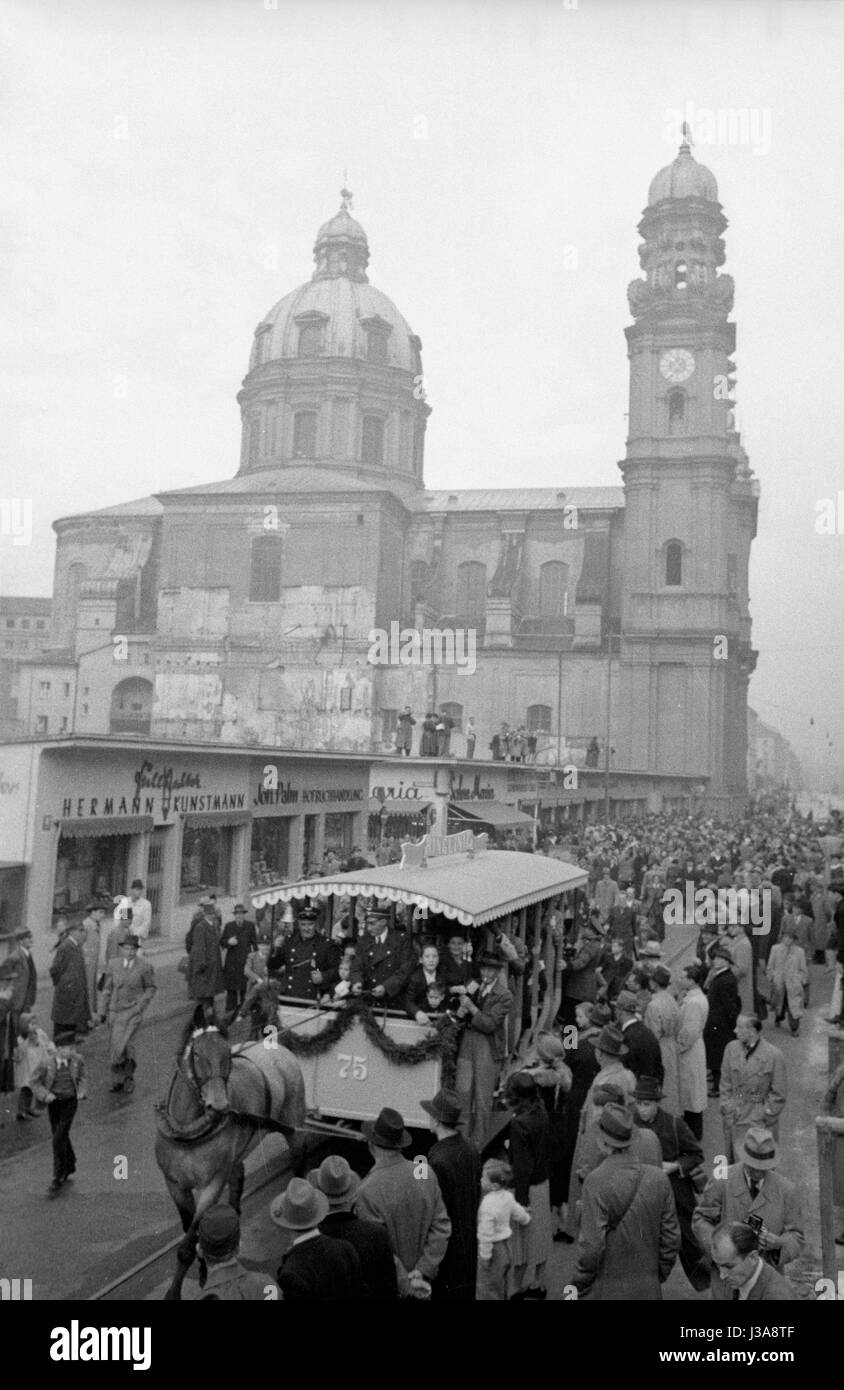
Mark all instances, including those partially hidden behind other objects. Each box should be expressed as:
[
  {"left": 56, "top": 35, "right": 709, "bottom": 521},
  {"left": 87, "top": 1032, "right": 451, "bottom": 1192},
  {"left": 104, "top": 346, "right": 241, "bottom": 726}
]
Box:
[
  {"left": 50, "top": 922, "right": 92, "bottom": 1036},
  {"left": 422, "top": 1089, "right": 482, "bottom": 1300},
  {"left": 187, "top": 903, "right": 224, "bottom": 1010},
  {"left": 615, "top": 990, "right": 664, "bottom": 1084},
  {"left": 704, "top": 944, "right": 741, "bottom": 1094},
  {"left": 221, "top": 904, "right": 258, "bottom": 1015},
  {"left": 272, "top": 907, "right": 336, "bottom": 1001}
]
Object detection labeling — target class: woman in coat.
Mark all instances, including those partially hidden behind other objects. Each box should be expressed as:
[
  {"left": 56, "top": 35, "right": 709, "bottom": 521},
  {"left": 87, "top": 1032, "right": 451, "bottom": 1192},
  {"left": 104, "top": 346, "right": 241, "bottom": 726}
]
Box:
[
  {"left": 644, "top": 966, "right": 681, "bottom": 1115},
  {"left": 766, "top": 922, "right": 808, "bottom": 1036},
  {"left": 505, "top": 1072, "right": 553, "bottom": 1299},
  {"left": 521, "top": 1032, "right": 572, "bottom": 1237},
  {"left": 676, "top": 962, "right": 709, "bottom": 1140}
]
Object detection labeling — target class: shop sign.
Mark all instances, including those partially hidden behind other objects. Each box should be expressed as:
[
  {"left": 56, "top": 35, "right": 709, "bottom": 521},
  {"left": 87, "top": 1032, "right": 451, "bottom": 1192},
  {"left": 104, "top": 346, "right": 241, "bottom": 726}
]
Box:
[
  {"left": 370, "top": 780, "right": 432, "bottom": 802},
  {"left": 60, "top": 760, "right": 246, "bottom": 823},
  {"left": 254, "top": 769, "right": 364, "bottom": 809},
  {"left": 449, "top": 772, "right": 495, "bottom": 802}
]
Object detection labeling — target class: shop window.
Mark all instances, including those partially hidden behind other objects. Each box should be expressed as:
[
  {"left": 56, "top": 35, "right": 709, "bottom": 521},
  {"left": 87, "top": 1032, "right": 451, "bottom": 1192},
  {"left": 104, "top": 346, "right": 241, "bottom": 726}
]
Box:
[
  {"left": 456, "top": 561, "right": 486, "bottom": 619},
  {"left": 293, "top": 410, "right": 318, "bottom": 458},
  {"left": 441, "top": 701, "right": 463, "bottom": 733},
  {"left": 361, "top": 414, "right": 384, "bottom": 467},
  {"left": 249, "top": 535, "right": 283, "bottom": 602},
  {"left": 324, "top": 812, "right": 355, "bottom": 859},
  {"left": 665, "top": 540, "right": 683, "bottom": 587},
  {"left": 527, "top": 704, "right": 552, "bottom": 733},
  {"left": 180, "top": 825, "right": 233, "bottom": 901},
  {"left": 251, "top": 817, "right": 291, "bottom": 887},
  {"left": 54, "top": 833, "right": 130, "bottom": 915}
]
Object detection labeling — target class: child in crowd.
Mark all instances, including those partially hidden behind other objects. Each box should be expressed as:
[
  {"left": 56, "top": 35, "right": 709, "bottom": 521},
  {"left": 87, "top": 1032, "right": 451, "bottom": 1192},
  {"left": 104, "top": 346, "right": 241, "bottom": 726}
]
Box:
[
  {"left": 476, "top": 1158, "right": 531, "bottom": 1300},
  {"left": 323, "top": 951, "right": 355, "bottom": 1004},
  {"left": 30, "top": 1027, "right": 87, "bottom": 1195}
]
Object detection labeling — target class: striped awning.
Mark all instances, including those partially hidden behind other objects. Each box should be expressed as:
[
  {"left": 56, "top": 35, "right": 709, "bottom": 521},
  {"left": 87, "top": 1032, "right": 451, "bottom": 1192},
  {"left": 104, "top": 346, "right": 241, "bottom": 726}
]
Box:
[
  {"left": 58, "top": 816, "right": 154, "bottom": 839},
  {"left": 250, "top": 850, "right": 587, "bottom": 927}
]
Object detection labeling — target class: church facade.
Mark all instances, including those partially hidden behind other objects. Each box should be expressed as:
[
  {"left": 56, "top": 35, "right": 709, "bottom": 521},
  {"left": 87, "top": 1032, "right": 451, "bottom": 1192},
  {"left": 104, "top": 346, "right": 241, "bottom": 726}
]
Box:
[{"left": 27, "top": 141, "right": 758, "bottom": 811}]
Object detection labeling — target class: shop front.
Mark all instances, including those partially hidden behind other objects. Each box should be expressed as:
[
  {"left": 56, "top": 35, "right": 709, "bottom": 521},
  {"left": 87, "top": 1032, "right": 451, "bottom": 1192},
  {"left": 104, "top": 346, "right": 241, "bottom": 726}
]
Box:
[{"left": 11, "top": 739, "right": 371, "bottom": 967}]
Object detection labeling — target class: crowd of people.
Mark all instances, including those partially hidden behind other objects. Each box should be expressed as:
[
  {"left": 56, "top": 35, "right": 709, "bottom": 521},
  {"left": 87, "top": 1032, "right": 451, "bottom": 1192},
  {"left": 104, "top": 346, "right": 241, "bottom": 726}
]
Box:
[{"left": 2, "top": 792, "right": 843, "bottom": 1299}]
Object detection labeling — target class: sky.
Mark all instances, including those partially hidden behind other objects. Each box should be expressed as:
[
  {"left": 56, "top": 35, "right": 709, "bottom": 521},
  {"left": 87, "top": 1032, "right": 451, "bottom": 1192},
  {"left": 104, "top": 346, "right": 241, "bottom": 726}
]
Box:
[{"left": 1, "top": 0, "right": 843, "bottom": 781}]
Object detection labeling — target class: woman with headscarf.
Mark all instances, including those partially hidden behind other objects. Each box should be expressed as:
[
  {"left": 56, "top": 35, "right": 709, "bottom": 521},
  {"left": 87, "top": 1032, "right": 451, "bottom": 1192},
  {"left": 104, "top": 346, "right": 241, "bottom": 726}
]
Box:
[
  {"left": 505, "top": 1072, "right": 553, "bottom": 1300},
  {"left": 765, "top": 921, "right": 809, "bottom": 1036},
  {"left": 521, "top": 1032, "right": 572, "bottom": 1238}
]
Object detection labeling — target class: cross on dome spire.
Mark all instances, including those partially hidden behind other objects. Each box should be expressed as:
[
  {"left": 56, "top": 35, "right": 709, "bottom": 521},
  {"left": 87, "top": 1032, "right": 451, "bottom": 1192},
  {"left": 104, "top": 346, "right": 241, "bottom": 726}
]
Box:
[
  {"left": 680, "top": 120, "right": 694, "bottom": 150},
  {"left": 340, "top": 180, "right": 353, "bottom": 212}
]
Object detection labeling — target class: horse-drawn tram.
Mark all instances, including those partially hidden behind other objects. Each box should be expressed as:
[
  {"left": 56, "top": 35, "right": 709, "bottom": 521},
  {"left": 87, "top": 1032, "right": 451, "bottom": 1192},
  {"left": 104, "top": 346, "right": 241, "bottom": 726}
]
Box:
[{"left": 249, "top": 828, "right": 587, "bottom": 1148}]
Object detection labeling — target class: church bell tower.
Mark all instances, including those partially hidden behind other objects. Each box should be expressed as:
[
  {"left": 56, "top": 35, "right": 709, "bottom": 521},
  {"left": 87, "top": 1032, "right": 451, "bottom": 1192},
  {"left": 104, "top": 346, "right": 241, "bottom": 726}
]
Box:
[{"left": 617, "top": 130, "right": 758, "bottom": 808}]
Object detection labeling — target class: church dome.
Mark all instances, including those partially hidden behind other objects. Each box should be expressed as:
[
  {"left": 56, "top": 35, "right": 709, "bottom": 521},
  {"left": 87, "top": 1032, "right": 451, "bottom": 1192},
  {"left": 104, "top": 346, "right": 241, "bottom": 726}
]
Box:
[
  {"left": 248, "top": 188, "right": 422, "bottom": 374},
  {"left": 648, "top": 138, "right": 718, "bottom": 206}
]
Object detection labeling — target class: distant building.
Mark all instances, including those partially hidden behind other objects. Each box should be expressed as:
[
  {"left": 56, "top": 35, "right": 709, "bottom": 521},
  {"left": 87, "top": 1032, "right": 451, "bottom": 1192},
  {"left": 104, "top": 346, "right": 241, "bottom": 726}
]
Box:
[
  {"left": 18, "top": 141, "right": 759, "bottom": 811},
  {"left": 0, "top": 596, "right": 53, "bottom": 736},
  {"left": 747, "top": 707, "right": 803, "bottom": 791}
]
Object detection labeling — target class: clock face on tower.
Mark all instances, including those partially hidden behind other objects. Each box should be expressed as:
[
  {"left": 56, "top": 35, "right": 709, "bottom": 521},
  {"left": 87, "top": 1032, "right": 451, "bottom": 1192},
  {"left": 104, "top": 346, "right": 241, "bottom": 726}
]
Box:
[{"left": 659, "top": 348, "right": 695, "bottom": 383}]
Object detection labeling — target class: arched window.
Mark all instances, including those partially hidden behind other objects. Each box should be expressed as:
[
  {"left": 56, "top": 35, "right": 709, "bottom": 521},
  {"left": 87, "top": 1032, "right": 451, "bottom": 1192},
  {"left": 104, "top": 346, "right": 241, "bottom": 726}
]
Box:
[
  {"left": 668, "top": 389, "right": 685, "bottom": 433},
  {"left": 249, "top": 536, "right": 282, "bottom": 602},
  {"left": 539, "top": 561, "right": 569, "bottom": 625},
  {"left": 665, "top": 540, "right": 683, "bottom": 587},
  {"left": 441, "top": 701, "right": 463, "bottom": 733},
  {"left": 110, "top": 677, "right": 153, "bottom": 735},
  {"left": 361, "top": 414, "right": 384, "bottom": 466},
  {"left": 456, "top": 561, "right": 486, "bottom": 618},
  {"left": 527, "top": 704, "right": 551, "bottom": 733},
  {"left": 292, "top": 410, "right": 317, "bottom": 458}
]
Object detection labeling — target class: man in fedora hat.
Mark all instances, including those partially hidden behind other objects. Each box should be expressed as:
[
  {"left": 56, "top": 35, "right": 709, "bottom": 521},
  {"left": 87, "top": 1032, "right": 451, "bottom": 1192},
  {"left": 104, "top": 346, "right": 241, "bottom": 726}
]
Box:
[
  {"left": 309, "top": 1155, "right": 398, "bottom": 1300},
  {"left": 703, "top": 943, "right": 741, "bottom": 1097},
  {"left": 355, "top": 1107, "right": 451, "bottom": 1298},
  {"left": 6, "top": 927, "right": 38, "bottom": 1032},
  {"left": 196, "top": 1204, "right": 271, "bottom": 1300},
  {"left": 614, "top": 990, "right": 664, "bottom": 1085},
  {"left": 455, "top": 948, "right": 514, "bottom": 1149},
  {"left": 583, "top": 1024, "right": 636, "bottom": 1112},
  {"left": 422, "top": 1089, "right": 482, "bottom": 1301},
  {"left": 719, "top": 1014, "right": 787, "bottom": 1163},
  {"left": 96, "top": 935, "right": 156, "bottom": 1094},
  {"left": 272, "top": 1177, "right": 365, "bottom": 1300},
  {"left": 351, "top": 905, "right": 414, "bottom": 1001},
  {"left": 186, "top": 899, "right": 224, "bottom": 1012},
  {"left": 692, "top": 1126, "right": 804, "bottom": 1297},
  {"left": 572, "top": 1102, "right": 680, "bottom": 1300},
  {"left": 221, "top": 904, "right": 257, "bottom": 1017},
  {"left": 632, "top": 1076, "right": 708, "bottom": 1291}
]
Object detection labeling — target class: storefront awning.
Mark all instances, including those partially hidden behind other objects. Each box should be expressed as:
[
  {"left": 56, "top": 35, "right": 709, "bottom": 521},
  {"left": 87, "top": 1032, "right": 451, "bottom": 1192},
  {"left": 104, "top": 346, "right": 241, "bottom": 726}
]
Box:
[
  {"left": 58, "top": 816, "right": 154, "bottom": 839},
  {"left": 448, "top": 800, "right": 535, "bottom": 829},
  {"left": 184, "top": 812, "right": 252, "bottom": 829},
  {"left": 251, "top": 851, "right": 587, "bottom": 927}
]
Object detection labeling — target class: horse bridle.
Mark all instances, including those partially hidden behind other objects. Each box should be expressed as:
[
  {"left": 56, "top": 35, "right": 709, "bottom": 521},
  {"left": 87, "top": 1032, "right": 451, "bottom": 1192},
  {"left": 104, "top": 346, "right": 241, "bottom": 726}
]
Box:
[{"left": 182, "top": 1026, "right": 231, "bottom": 1102}]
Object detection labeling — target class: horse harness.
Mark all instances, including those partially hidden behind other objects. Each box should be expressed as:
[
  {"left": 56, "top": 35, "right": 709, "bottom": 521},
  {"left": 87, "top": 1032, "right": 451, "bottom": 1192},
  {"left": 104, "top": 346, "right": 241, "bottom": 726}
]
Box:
[{"left": 157, "top": 1030, "right": 286, "bottom": 1144}]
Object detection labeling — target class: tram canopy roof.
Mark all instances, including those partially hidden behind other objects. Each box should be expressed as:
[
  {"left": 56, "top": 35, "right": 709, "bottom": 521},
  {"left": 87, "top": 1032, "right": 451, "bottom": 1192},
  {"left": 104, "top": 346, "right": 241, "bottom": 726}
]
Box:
[{"left": 250, "top": 850, "right": 587, "bottom": 927}]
